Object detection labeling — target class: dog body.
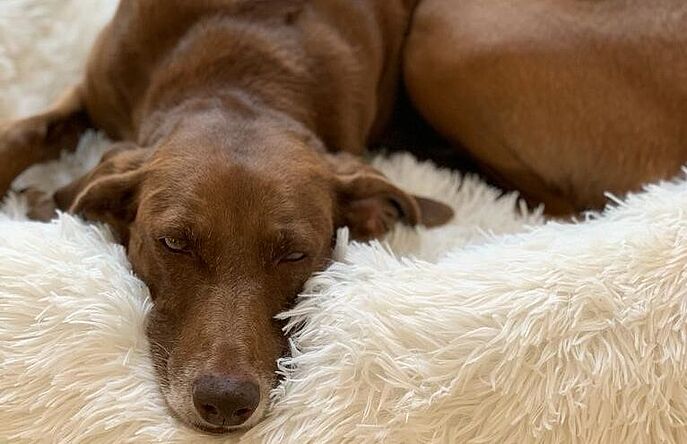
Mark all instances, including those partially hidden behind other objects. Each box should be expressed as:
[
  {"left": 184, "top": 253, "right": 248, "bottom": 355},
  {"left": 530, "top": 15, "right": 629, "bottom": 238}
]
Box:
[
  {"left": 405, "top": 0, "right": 687, "bottom": 214},
  {"left": 84, "top": 0, "right": 414, "bottom": 152}
]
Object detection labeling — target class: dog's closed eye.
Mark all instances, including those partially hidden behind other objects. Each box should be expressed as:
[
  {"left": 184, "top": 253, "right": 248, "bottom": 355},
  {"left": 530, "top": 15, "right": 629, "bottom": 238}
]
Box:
[
  {"left": 161, "top": 236, "right": 191, "bottom": 254},
  {"left": 280, "top": 252, "right": 307, "bottom": 263}
]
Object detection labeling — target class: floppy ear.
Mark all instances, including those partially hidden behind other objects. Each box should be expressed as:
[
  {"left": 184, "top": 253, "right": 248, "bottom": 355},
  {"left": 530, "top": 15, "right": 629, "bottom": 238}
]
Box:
[
  {"left": 54, "top": 143, "right": 150, "bottom": 243},
  {"left": 329, "top": 154, "right": 454, "bottom": 240}
]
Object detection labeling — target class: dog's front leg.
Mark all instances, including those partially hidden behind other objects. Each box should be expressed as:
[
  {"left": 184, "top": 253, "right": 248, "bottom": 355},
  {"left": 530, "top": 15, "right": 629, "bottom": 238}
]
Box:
[{"left": 0, "top": 85, "right": 90, "bottom": 197}]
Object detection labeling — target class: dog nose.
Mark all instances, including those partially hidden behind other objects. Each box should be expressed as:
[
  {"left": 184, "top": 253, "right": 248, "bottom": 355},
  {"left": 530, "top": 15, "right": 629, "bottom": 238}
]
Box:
[{"left": 192, "top": 375, "right": 260, "bottom": 427}]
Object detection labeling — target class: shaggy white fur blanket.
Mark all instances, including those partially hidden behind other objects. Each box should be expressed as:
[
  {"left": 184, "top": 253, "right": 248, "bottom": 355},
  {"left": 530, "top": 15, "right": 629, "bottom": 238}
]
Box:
[{"left": 2, "top": 1, "right": 687, "bottom": 443}]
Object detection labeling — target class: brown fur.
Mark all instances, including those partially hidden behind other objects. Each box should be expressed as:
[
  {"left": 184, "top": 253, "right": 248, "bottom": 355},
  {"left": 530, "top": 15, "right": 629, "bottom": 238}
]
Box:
[
  {"left": 404, "top": 0, "right": 687, "bottom": 215},
  {"left": 0, "top": 0, "right": 449, "bottom": 433}
]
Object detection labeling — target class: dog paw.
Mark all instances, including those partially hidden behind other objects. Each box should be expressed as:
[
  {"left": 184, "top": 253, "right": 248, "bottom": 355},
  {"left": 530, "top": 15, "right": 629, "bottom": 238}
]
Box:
[{"left": 19, "top": 187, "right": 58, "bottom": 222}]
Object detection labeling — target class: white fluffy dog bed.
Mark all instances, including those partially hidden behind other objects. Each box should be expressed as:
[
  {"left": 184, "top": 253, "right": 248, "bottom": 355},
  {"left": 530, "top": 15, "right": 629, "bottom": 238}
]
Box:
[{"left": 3, "top": 1, "right": 687, "bottom": 443}]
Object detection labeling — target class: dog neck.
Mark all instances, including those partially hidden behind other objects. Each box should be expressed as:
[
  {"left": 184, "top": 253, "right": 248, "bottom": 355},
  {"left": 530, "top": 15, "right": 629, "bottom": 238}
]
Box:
[
  {"left": 132, "top": 7, "right": 402, "bottom": 155},
  {"left": 136, "top": 91, "right": 325, "bottom": 157}
]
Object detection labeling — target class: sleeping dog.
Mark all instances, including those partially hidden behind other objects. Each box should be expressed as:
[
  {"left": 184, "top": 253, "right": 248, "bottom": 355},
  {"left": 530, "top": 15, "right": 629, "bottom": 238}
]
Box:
[
  {"left": 0, "top": 0, "right": 451, "bottom": 433},
  {"left": 1, "top": 0, "right": 686, "bottom": 434}
]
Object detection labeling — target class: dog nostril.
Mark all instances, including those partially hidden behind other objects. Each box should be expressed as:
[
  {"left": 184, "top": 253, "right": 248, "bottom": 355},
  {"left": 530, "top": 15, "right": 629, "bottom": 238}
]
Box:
[
  {"left": 234, "top": 407, "right": 252, "bottom": 418},
  {"left": 201, "top": 404, "right": 218, "bottom": 416},
  {"left": 192, "top": 375, "right": 261, "bottom": 427}
]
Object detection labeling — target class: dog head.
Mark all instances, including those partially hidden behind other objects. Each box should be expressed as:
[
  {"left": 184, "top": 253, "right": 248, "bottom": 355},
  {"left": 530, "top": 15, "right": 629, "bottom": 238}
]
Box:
[{"left": 57, "top": 110, "right": 453, "bottom": 433}]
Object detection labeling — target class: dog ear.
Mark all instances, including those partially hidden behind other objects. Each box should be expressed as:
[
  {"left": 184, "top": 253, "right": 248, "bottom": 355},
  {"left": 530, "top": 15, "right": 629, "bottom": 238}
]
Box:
[
  {"left": 329, "top": 153, "right": 454, "bottom": 240},
  {"left": 55, "top": 143, "right": 150, "bottom": 243}
]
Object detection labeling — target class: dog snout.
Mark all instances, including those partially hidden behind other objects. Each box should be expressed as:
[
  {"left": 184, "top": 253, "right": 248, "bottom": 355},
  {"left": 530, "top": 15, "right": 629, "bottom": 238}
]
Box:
[{"left": 192, "top": 374, "right": 261, "bottom": 427}]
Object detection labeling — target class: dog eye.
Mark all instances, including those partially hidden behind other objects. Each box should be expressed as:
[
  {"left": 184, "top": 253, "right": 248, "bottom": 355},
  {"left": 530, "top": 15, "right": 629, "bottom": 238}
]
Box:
[
  {"left": 281, "top": 252, "right": 307, "bottom": 263},
  {"left": 160, "top": 236, "right": 190, "bottom": 253}
]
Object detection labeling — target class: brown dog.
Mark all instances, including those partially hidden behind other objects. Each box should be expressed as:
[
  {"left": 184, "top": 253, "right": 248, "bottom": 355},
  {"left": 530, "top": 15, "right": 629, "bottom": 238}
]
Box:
[
  {"left": 405, "top": 0, "right": 687, "bottom": 215},
  {"left": 0, "top": 0, "right": 452, "bottom": 434}
]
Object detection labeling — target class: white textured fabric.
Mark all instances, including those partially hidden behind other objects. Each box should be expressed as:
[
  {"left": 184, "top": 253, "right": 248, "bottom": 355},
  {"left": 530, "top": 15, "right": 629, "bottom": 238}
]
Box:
[{"left": 2, "top": 1, "right": 687, "bottom": 443}]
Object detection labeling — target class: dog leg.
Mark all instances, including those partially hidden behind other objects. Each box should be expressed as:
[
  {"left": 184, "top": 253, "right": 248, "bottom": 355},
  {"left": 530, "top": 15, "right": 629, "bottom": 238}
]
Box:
[
  {"left": 0, "top": 85, "right": 90, "bottom": 196},
  {"left": 17, "top": 187, "right": 58, "bottom": 222}
]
